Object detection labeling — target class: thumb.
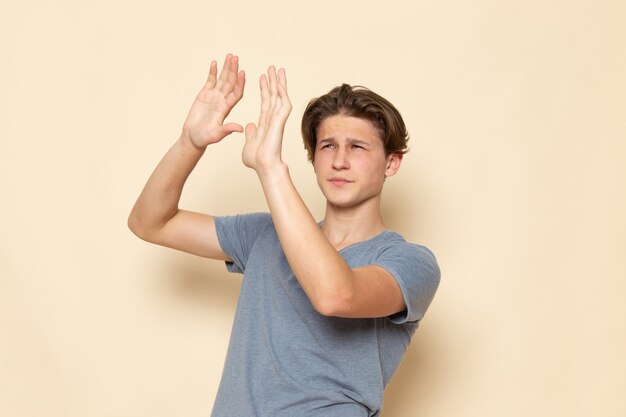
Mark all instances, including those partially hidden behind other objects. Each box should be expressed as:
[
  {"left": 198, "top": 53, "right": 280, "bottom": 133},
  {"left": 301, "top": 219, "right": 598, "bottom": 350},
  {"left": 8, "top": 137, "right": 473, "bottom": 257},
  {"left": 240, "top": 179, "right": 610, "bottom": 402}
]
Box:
[
  {"left": 213, "top": 123, "right": 244, "bottom": 141},
  {"left": 244, "top": 123, "right": 257, "bottom": 141}
]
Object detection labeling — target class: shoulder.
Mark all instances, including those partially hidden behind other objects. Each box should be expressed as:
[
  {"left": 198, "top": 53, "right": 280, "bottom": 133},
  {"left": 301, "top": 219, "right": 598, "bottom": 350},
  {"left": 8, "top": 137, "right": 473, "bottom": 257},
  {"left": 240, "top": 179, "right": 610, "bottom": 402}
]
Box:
[
  {"left": 358, "top": 231, "right": 438, "bottom": 265},
  {"left": 215, "top": 212, "right": 273, "bottom": 233},
  {"left": 383, "top": 232, "right": 438, "bottom": 266},
  {"left": 214, "top": 212, "right": 276, "bottom": 252},
  {"left": 372, "top": 232, "right": 441, "bottom": 323},
  {"left": 213, "top": 213, "right": 277, "bottom": 274},
  {"left": 342, "top": 231, "right": 440, "bottom": 282},
  {"left": 369, "top": 231, "right": 441, "bottom": 285}
]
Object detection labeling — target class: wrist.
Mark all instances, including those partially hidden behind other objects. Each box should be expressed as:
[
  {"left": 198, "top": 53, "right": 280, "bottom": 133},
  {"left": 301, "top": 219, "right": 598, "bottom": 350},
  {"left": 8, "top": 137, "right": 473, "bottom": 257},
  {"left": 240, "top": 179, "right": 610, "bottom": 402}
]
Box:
[
  {"left": 178, "top": 132, "right": 207, "bottom": 154},
  {"left": 255, "top": 162, "right": 290, "bottom": 183}
]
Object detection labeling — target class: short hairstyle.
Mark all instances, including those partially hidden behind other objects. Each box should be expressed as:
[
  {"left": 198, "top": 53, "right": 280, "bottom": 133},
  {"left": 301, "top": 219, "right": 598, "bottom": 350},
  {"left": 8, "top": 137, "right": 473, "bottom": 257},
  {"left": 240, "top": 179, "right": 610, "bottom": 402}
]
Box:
[{"left": 301, "top": 84, "right": 409, "bottom": 162}]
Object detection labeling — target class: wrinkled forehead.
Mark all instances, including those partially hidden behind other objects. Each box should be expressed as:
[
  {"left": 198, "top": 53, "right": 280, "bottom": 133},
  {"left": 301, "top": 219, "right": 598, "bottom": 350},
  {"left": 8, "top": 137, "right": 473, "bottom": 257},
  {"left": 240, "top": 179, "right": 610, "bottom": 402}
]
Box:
[{"left": 316, "top": 114, "right": 383, "bottom": 143}]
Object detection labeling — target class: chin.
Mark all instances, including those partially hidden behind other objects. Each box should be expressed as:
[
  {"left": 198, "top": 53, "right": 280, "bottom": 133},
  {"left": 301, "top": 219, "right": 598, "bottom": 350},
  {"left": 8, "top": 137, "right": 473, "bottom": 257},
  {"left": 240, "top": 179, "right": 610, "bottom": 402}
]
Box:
[
  {"left": 326, "top": 194, "right": 380, "bottom": 210},
  {"left": 321, "top": 192, "right": 353, "bottom": 209},
  {"left": 327, "top": 200, "right": 356, "bottom": 210}
]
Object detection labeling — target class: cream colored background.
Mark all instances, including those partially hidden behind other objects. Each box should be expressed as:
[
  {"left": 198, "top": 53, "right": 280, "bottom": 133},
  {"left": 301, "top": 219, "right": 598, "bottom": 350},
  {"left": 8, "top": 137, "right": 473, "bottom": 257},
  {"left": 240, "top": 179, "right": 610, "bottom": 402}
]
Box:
[{"left": 1, "top": 0, "right": 625, "bottom": 416}]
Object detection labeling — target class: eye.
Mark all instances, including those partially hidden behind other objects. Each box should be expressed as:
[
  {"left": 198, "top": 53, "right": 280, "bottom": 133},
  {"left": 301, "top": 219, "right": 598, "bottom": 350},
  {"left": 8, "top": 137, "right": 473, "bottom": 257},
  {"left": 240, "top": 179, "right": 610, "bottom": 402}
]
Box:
[
  {"left": 351, "top": 144, "right": 364, "bottom": 149},
  {"left": 321, "top": 143, "right": 334, "bottom": 149}
]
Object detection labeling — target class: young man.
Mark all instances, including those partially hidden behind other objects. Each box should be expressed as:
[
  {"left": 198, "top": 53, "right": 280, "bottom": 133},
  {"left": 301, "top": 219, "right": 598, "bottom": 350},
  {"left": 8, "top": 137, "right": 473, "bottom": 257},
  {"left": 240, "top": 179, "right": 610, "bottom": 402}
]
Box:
[{"left": 128, "top": 54, "right": 440, "bottom": 417}]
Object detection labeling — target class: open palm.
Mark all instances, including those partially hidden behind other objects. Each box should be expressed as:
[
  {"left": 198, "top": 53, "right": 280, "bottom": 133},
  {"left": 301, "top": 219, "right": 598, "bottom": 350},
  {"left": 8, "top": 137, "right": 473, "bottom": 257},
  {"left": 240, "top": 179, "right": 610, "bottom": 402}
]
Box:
[
  {"left": 242, "top": 66, "right": 292, "bottom": 172},
  {"left": 182, "top": 54, "right": 246, "bottom": 149}
]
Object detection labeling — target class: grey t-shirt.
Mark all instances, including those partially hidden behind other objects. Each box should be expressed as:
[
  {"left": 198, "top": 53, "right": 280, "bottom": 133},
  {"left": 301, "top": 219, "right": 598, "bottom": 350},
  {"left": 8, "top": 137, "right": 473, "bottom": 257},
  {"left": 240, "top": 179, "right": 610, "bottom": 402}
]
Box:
[{"left": 211, "top": 213, "right": 440, "bottom": 417}]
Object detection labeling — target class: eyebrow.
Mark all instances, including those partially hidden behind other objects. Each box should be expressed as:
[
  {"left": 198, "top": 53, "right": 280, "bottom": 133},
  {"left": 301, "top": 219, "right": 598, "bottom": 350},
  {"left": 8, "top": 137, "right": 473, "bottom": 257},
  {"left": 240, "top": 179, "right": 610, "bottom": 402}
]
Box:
[{"left": 318, "top": 137, "right": 371, "bottom": 146}]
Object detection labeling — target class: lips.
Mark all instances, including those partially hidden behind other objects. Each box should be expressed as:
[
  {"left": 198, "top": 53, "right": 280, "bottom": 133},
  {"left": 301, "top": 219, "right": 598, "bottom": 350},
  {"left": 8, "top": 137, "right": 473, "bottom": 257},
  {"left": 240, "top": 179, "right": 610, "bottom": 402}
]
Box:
[{"left": 328, "top": 177, "right": 353, "bottom": 186}]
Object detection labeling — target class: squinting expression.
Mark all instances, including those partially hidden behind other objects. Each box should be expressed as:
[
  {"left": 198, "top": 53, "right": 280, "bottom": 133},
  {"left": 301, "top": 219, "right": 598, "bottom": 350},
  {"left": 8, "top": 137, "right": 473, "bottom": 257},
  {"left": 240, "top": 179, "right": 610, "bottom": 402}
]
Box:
[{"left": 313, "top": 115, "right": 401, "bottom": 209}]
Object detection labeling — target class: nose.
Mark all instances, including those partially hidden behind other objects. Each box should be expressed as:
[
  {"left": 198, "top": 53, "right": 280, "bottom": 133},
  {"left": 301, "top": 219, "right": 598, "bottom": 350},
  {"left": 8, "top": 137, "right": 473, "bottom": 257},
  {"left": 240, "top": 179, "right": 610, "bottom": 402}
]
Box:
[{"left": 331, "top": 147, "right": 350, "bottom": 170}]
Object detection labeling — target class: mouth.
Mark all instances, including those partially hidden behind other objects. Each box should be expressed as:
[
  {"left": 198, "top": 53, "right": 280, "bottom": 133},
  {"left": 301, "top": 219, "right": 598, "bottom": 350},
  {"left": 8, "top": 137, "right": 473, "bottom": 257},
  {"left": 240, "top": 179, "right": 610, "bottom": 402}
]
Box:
[{"left": 328, "top": 177, "right": 353, "bottom": 186}]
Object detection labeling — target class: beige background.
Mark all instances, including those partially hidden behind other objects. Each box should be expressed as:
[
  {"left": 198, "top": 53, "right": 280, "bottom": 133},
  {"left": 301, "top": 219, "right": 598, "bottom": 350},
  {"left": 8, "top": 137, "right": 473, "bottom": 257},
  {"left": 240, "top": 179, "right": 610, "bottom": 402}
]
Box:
[{"left": 1, "top": 0, "right": 625, "bottom": 416}]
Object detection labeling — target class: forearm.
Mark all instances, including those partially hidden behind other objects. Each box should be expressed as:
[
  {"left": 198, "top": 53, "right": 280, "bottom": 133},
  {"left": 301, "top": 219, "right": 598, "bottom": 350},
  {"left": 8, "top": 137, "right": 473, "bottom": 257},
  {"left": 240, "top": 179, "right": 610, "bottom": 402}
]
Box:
[
  {"left": 128, "top": 134, "right": 205, "bottom": 239},
  {"left": 257, "top": 165, "right": 355, "bottom": 314},
  {"left": 243, "top": 66, "right": 355, "bottom": 313}
]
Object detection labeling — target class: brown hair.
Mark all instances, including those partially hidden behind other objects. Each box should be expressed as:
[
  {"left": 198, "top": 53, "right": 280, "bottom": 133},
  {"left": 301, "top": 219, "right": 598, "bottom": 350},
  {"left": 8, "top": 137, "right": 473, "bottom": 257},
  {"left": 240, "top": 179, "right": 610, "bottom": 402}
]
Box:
[{"left": 301, "top": 84, "right": 409, "bottom": 162}]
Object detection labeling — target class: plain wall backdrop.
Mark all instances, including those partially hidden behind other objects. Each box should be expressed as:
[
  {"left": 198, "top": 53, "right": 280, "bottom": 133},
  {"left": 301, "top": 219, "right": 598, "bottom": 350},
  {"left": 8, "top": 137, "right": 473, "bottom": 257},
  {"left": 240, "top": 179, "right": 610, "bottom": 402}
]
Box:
[{"left": 1, "top": 0, "right": 625, "bottom": 416}]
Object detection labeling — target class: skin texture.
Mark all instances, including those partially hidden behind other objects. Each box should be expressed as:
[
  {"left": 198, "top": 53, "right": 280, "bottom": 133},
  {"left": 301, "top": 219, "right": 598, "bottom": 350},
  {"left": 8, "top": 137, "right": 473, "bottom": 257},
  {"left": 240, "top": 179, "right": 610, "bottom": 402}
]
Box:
[
  {"left": 314, "top": 115, "right": 402, "bottom": 216},
  {"left": 128, "top": 54, "right": 405, "bottom": 318}
]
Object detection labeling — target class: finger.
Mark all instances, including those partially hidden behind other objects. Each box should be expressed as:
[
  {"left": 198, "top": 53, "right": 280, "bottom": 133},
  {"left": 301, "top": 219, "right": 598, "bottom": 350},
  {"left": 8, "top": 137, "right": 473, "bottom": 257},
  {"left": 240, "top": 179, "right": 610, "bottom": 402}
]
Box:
[
  {"left": 225, "top": 55, "right": 239, "bottom": 90},
  {"left": 216, "top": 53, "right": 233, "bottom": 89},
  {"left": 222, "top": 122, "right": 244, "bottom": 134},
  {"left": 205, "top": 60, "right": 218, "bottom": 88},
  {"left": 258, "top": 74, "right": 270, "bottom": 127},
  {"left": 277, "top": 67, "right": 287, "bottom": 91},
  {"left": 276, "top": 68, "right": 292, "bottom": 111},
  {"left": 233, "top": 70, "right": 246, "bottom": 102},
  {"left": 244, "top": 122, "right": 257, "bottom": 141},
  {"left": 267, "top": 66, "right": 278, "bottom": 112},
  {"left": 212, "top": 123, "right": 244, "bottom": 142},
  {"left": 220, "top": 55, "right": 239, "bottom": 96},
  {"left": 225, "top": 69, "right": 246, "bottom": 109}
]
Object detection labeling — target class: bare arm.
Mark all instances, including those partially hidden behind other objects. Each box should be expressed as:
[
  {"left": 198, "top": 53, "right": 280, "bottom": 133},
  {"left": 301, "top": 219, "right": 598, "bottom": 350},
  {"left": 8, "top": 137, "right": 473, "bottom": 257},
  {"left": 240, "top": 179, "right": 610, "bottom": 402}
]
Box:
[
  {"left": 128, "top": 54, "right": 245, "bottom": 260},
  {"left": 243, "top": 68, "right": 404, "bottom": 318}
]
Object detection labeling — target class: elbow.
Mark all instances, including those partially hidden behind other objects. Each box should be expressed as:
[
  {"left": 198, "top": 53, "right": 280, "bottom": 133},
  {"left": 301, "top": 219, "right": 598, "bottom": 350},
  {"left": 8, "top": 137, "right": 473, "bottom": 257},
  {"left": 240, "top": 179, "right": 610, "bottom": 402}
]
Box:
[
  {"left": 310, "top": 289, "right": 353, "bottom": 318},
  {"left": 313, "top": 303, "right": 342, "bottom": 318},
  {"left": 127, "top": 211, "right": 152, "bottom": 242},
  {"left": 127, "top": 212, "right": 143, "bottom": 239},
  {"left": 127, "top": 205, "right": 176, "bottom": 244}
]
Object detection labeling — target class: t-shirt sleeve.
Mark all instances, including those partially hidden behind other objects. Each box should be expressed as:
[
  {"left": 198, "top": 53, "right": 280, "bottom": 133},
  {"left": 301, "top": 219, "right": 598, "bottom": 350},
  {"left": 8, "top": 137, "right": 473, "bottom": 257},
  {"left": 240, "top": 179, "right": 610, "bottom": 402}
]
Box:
[
  {"left": 373, "top": 243, "right": 441, "bottom": 324},
  {"left": 214, "top": 213, "right": 273, "bottom": 274}
]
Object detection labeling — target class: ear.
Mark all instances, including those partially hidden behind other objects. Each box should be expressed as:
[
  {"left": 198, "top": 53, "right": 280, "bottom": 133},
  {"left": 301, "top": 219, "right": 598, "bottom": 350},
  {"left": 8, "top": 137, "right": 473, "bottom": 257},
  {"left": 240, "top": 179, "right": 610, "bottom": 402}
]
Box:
[{"left": 384, "top": 153, "right": 403, "bottom": 178}]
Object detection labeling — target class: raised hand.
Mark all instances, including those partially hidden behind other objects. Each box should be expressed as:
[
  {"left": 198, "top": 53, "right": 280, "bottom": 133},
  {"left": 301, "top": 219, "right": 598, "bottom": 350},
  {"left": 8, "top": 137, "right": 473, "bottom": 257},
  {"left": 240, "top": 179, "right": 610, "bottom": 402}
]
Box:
[
  {"left": 242, "top": 66, "right": 292, "bottom": 173},
  {"left": 182, "top": 54, "right": 246, "bottom": 149}
]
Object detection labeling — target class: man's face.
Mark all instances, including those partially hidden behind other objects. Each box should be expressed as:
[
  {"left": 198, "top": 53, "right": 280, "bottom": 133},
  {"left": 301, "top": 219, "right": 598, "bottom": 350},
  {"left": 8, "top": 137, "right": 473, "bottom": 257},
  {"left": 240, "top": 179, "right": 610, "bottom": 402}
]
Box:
[{"left": 313, "top": 114, "right": 401, "bottom": 210}]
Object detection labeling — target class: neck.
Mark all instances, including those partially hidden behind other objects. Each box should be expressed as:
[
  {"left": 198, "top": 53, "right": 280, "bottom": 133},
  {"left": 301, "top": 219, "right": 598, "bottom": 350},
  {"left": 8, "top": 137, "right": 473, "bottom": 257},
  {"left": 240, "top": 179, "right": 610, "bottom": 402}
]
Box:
[{"left": 321, "top": 199, "right": 386, "bottom": 251}]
